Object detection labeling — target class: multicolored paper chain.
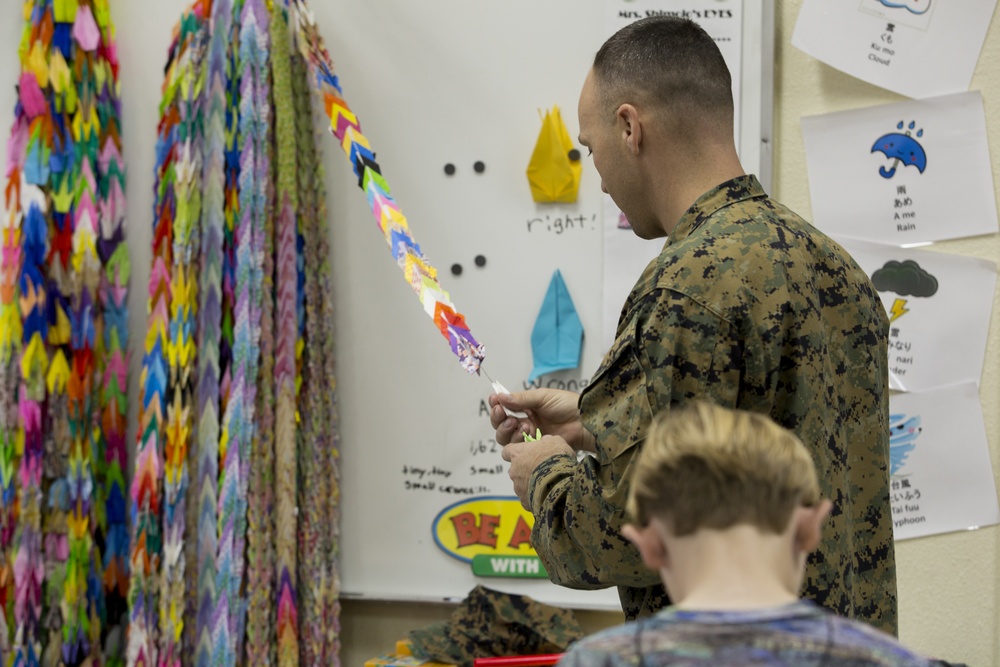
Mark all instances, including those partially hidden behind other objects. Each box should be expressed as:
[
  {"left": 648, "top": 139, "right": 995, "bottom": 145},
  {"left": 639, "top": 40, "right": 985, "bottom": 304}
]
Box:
[
  {"left": 13, "top": 4, "right": 51, "bottom": 666},
  {"left": 13, "top": 4, "right": 48, "bottom": 655},
  {"left": 270, "top": 8, "right": 300, "bottom": 666},
  {"left": 1, "top": 2, "right": 129, "bottom": 667},
  {"left": 214, "top": 0, "right": 247, "bottom": 664},
  {"left": 243, "top": 2, "right": 276, "bottom": 665},
  {"left": 232, "top": 2, "right": 270, "bottom": 665},
  {"left": 285, "top": 0, "right": 486, "bottom": 375},
  {"left": 126, "top": 4, "right": 188, "bottom": 665},
  {"left": 291, "top": 43, "right": 321, "bottom": 667},
  {"left": 95, "top": 5, "right": 130, "bottom": 662},
  {"left": 159, "top": 7, "right": 207, "bottom": 667},
  {"left": 113, "top": 3, "right": 344, "bottom": 666},
  {"left": 192, "top": 0, "right": 225, "bottom": 665}
]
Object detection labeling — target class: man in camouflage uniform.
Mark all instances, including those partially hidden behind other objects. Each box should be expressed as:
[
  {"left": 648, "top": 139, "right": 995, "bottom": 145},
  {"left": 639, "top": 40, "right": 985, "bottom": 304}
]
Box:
[{"left": 490, "top": 16, "right": 897, "bottom": 634}]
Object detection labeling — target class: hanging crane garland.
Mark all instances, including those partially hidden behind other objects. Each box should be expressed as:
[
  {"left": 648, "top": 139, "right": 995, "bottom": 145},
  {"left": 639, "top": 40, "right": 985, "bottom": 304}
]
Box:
[
  {"left": 125, "top": 1, "right": 339, "bottom": 667},
  {"left": 4, "top": 0, "right": 487, "bottom": 665},
  {"left": 1, "top": 1, "right": 129, "bottom": 666},
  {"left": 290, "top": 38, "right": 338, "bottom": 667},
  {"left": 269, "top": 7, "right": 301, "bottom": 666},
  {"left": 242, "top": 3, "right": 277, "bottom": 665},
  {"left": 192, "top": 1, "right": 224, "bottom": 666},
  {"left": 285, "top": 0, "right": 487, "bottom": 375},
  {"left": 161, "top": 5, "right": 206, "bottom": 667},
  {"left": 125, "top": 3, "right": 188, "bottom": 665}
]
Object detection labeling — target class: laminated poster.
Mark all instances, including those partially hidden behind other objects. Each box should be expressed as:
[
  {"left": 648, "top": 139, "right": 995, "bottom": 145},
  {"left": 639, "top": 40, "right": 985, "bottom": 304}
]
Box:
[
  {"left": 801, "top": 91, "right": 999, "bottom": 245},
  {"left": 887, "top": 383, "right": 1000, "bottom": 541},
  {"left": 792, "top": 0, "right": 997, "bottom": 99},
  {"left": 838, "top": 238, "right": 997, "bottom": 393}
]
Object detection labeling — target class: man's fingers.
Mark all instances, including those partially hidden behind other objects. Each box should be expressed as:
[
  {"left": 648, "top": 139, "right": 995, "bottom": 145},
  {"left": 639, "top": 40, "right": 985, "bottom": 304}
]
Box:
[
  {"left": 489, "top": 403, "right": 508, "bottom": 429},
  {"left": 499, "top": 389, "right": 544, "bottom": 413}
]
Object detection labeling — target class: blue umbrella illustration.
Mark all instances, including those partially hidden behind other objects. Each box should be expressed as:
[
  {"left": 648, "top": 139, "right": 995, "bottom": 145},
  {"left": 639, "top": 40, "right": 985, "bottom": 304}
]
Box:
[{"left": 872, "top": 120, "right": 927, "bottom": 179}]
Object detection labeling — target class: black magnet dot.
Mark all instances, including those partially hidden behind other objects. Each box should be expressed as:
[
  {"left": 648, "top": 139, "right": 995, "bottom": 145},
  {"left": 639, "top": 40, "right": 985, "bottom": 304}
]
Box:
[
  {"left": 451, "top": 263, "right": 463, "bottom": 276},
  {"left": 473, "top": 161, "right": 486, "bottom": 173},
  {"left": 444, "top": 163, "right": 456, "bottom": 176},
  {"left": 568, "top": 149, "right": 581, "bottom": 162},
  {"left": 474, "top": 255, "right": 486, "bottom": 268}
]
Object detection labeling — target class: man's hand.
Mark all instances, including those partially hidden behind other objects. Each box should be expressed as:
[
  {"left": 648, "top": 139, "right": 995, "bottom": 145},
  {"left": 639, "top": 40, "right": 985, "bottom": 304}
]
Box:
[
  {"left": 501, "top": 436, "right": 574, "bottom": 510},
  {"left": 488, "top": 388, "right": 596, "bottom": 452}
]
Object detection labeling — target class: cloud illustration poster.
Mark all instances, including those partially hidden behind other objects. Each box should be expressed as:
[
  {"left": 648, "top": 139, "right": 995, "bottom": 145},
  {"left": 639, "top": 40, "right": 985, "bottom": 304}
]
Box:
[
  {"left": 888, "top": 383, "right": 999, "bottom": 541},
  {"left": 839, "top": 238, "right": 997, "bottom": 392},
  {"left": 792, "top": 0, "right": 997, "bottom": 98},
  {"left": 801, "top": 91, "right": 998, "bottom": 245}
]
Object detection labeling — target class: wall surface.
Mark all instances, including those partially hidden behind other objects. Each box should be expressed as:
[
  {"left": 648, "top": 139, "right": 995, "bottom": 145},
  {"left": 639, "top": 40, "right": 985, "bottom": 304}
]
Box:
[
  {"left": 773, "top": 2, "right": 1000, "bottom": 665},
  {"left": 0, "top": 1, "right": 997, "bottom": 666}
]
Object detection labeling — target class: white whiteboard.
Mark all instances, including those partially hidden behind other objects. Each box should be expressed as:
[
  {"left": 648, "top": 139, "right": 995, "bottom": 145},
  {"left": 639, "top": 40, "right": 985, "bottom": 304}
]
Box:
[{"left": 324, "top": 0, "right": 774, "bottom": 608}]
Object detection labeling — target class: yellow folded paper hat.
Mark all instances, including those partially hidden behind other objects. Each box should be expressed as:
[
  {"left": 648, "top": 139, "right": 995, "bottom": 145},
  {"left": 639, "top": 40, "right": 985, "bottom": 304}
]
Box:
[{"left": 526, "top": 105, "right": 582, "bottom": 204}]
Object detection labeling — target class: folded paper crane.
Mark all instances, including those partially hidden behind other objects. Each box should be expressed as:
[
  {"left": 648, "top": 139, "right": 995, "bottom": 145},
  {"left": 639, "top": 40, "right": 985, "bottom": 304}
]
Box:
[
  {"left": 526, "top": 106, "right": 582, "bottom": 204},
  {"left": 529, "top": 270, "right": 583, "bottom": 382}
]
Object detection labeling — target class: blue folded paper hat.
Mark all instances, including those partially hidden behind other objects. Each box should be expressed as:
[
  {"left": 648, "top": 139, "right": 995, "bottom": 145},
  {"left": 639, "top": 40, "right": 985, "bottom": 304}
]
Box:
[{"left": 529, "top": 270, "right": 583, "bottom": 382}]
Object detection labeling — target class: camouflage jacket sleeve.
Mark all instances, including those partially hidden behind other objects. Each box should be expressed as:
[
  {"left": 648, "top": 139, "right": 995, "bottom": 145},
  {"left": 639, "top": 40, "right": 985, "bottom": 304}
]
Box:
[{"left": 526, "top": 287, "right": 739, "bottom": 591}]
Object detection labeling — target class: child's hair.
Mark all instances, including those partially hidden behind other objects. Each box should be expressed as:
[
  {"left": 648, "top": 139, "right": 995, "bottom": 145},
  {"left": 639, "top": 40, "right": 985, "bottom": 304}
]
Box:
[{"left": 627, "top": 401, "right": 821, "bottom": 536}]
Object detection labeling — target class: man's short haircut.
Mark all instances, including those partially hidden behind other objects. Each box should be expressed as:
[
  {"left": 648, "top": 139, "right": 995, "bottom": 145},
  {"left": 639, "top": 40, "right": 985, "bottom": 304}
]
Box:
[
  {"left": 592, "top": 16, "right": 734, "bottom": 125},
  {"left": 627, "top": 401, "right": 822, "bottom": 536}
]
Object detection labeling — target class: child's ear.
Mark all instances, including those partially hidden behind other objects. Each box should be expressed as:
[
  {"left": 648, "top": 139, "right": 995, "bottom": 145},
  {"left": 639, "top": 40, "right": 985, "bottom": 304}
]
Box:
[
  {"left": 622, "top": 523, "right": 668, "bottom": 571},
  {"left": 794, "top": 499, "right": 833, "bottom": 554}
]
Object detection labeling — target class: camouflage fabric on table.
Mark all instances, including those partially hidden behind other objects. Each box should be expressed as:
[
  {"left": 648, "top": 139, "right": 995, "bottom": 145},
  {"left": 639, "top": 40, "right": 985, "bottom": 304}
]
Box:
[
  {"left": 408, "top": 585, "right": 585, "bottom": 667},
  {"left": 527, "top": 175, "right": 898, "bottom": 635}
]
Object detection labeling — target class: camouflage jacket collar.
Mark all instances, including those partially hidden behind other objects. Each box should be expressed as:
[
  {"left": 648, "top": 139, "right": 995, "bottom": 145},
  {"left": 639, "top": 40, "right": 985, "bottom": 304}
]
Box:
[{"left": 667, "top": 174, "right": 765, "bottom": 245}]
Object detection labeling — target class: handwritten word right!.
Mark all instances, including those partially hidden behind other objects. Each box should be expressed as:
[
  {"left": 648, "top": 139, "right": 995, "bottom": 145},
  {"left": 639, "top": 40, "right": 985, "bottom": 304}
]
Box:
[{"left": 526, "top": 213, "right": 596, "bottom": 235}]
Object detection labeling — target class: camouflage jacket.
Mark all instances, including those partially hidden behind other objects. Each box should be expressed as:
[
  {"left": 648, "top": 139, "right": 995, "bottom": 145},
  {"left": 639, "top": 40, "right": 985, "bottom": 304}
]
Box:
[{"left": 528, "top": 175, "right": 897, "bottom": 634}]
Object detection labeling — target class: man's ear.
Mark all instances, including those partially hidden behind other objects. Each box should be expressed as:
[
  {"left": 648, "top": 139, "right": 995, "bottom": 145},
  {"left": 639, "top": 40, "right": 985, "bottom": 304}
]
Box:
[
  {"left": 621, "top": 522, "right": 667, "bottom": 571},
  {"left": 794, "top": 499, "right": 833, "bottom": 554},
  {"left": 615, "top": 104, "right": 642, "bottom": 155}
]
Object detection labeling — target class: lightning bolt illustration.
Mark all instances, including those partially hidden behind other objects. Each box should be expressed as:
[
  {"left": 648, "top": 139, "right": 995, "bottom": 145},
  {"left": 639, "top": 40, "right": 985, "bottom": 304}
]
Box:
[{"left": 889, "top": 298, "right": 909, "bottom": 322}]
